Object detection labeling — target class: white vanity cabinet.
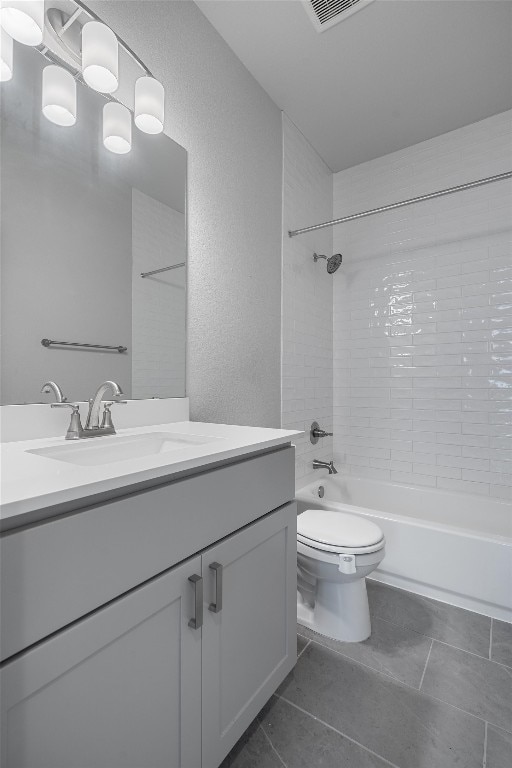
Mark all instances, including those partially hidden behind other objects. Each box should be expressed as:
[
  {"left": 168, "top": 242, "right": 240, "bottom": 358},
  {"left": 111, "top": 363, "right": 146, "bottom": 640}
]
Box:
[
  {"left": 0, "top": 446, "right": 297, "bottom": 768},
  {"left": 201, "top": 502, "right": 296, "bottom": 768},
  {"left": 0, "top": 556, "right": 203, "bottom": 768}
]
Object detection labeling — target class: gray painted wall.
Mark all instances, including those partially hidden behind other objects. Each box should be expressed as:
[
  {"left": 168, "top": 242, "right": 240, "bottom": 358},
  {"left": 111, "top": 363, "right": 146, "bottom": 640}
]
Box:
[{"left": 90, "top": 0, "right": 283, "bottom": 427}]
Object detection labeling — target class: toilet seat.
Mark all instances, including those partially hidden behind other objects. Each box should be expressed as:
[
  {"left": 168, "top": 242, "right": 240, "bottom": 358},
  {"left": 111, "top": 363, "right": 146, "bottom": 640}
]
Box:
[
  {"left": 298, "top": 538, "right": 385, "bottom": 568},
  {"left": 297, "top": 509, "right": 385, "bottom": 555},
  {"left": 297, "top": 535, "right": 385, "bottom": 555}
]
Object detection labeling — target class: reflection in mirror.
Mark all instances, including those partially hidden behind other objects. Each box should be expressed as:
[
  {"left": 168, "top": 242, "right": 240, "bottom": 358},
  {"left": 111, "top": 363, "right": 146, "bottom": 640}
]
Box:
[{"left": 1, "top": 44, "right": 187, "bottom": 405}]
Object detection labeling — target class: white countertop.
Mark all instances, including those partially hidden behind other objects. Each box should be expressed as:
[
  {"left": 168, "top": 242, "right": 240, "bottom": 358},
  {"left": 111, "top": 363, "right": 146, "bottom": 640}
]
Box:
[{"left": 0, "top": 421, "right": 301, "bottom": 530}]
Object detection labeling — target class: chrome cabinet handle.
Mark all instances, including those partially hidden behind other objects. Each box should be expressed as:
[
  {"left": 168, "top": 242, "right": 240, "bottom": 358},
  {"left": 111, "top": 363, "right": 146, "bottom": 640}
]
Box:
[
  {"left": 188, "top": 574, "right": 203, "bottom": 629},
  {"left": 209, "top": 562, "right": 223, "bottom": 613}
]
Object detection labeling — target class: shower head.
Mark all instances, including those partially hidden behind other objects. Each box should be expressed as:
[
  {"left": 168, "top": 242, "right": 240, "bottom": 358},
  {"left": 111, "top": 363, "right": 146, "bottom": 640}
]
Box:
[
  {"left": 313, "top": 252, "right": 343, "bottom": 274},
  {"left": 327, "top": 253, "right": 343, "bottom": 273}
]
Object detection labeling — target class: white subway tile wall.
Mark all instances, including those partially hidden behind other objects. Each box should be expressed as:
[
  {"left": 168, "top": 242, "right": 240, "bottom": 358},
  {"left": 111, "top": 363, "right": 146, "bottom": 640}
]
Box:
[
  {"left": 282, "top": 114, "right": 334, "bottom": 484},
  {"left": 332, "top": 111, "right": 512, "bottom": 500}
]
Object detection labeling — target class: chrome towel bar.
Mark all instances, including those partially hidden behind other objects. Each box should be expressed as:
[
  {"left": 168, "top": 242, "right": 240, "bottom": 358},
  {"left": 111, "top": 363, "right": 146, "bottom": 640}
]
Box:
[
  {"left": 41, "top": 339, "right": 127, "bottom": 353},
  {"left": 140, "top": 263, "right": 185, "bottom": 278}
]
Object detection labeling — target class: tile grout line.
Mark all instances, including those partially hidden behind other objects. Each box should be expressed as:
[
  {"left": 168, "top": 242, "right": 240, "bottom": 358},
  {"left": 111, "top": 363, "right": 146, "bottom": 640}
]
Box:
[
  {"left": 300, "top": 626, "right": 424, "bottom": 688},
  {"left": 258, "top": 723, "right": 289, "bottom": 768},
  {"left": 488, "top": 618, "right": 493, "bottom": 661},
  {"left": 298, "top": 634, "right": 510, "bottom": 732},
  {"left": 433, "top": 633, "right": 512, "bottom": 670},
  {"left": 371, "top": 614, "right": 511, "bottom": 670},
  {"left": 482, "top": 721, "right": 488, "bottom": 768},
  {"left": 275, "top": 693, "right": 401, "bottom": 768},
  {"left": 297, "top": 638, "right": 311, "bottom": 660},
  {"left": 419, "top": 639, "right": 434, "bottom": 691}
]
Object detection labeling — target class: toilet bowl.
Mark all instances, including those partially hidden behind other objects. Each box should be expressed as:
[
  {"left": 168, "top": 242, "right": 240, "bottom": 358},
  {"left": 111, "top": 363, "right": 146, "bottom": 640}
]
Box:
[{"left": 297, "top": 509, "right": 385, "bottom": 643}]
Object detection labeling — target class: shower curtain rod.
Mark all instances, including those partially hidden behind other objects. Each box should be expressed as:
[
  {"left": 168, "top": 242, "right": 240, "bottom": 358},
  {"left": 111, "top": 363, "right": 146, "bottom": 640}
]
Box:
[{"left": 288, "top": 170, "right": 512, "bottom": 238}]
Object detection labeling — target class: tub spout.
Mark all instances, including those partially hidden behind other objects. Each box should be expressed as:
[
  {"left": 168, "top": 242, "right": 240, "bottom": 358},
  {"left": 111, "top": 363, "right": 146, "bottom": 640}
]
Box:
[{"left": 312, "top": 459, "right": 337, "bottom": 475}]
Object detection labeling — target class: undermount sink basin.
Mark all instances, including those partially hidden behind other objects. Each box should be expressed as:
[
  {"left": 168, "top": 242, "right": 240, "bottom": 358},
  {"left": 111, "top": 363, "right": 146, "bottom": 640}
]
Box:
[{"left": 27, "top": 432, "right": 221, "bottom": 467}]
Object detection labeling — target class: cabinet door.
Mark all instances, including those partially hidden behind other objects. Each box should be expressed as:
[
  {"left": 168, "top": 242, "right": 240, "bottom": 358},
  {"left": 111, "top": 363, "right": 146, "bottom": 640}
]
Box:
[
  {"left": 1, "top": 557, "right": 202, "bottom": 768},
  {"left": 201, "top": 502, "right": 297, "bottom": 768}
]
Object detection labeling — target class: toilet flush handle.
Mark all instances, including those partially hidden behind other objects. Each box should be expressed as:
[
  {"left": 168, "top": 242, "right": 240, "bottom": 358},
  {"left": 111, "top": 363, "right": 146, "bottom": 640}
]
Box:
[{"left": 338, "top": 555, "right": 356, "bottom": 575}]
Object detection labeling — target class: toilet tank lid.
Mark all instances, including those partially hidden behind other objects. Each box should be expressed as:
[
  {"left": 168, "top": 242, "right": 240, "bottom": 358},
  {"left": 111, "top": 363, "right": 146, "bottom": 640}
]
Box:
[{"left": 298, "top": 509, "right": 384, "bottom": 548}]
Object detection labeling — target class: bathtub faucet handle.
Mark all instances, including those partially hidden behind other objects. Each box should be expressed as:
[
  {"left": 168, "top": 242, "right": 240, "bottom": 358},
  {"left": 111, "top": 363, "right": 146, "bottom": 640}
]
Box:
[{"left": 310, "top": 422, "right": 334, "bottom": 444}]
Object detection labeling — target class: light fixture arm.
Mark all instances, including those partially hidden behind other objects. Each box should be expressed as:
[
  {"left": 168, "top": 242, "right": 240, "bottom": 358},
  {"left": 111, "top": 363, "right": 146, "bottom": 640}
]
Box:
[
  {"left": 36, "top": 0, "right": 154, "bottom": 87},
  {"left": 65, "top": 0, "right": 154, "bottom": 77},
  {"left": 58, "top": 7, "right": 82, "bottom": 38}
]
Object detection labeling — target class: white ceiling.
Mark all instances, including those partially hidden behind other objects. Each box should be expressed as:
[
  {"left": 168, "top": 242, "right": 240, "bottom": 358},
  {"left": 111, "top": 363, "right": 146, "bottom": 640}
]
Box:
[{"left": 196, "top": 0, "right": 512, "bottom": 172}]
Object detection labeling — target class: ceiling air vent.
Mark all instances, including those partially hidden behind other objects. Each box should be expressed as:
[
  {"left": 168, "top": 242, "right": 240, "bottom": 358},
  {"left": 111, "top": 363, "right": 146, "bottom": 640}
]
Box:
[{"left": 303, "top": 0, "right": 376, "bottom": 33}]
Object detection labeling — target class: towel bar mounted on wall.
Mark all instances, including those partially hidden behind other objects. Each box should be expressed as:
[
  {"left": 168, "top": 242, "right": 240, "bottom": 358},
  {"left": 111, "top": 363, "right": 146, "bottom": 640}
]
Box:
[
  {"left": 140, "top": 263, "right": 186, "bottom": 278},
  {"left": 41, "top": 339, "right": 128, "bottom": 353}
]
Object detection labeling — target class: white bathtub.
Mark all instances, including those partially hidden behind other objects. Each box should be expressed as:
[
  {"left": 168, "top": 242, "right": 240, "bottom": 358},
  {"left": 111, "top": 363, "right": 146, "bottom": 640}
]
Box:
[{"left": 296, "top": 476, "right": 512, "bottom": 622}]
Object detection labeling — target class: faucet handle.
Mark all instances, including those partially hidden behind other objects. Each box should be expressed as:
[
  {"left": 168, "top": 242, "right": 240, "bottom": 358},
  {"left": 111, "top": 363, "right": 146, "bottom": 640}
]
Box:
[
  {"left": 51, "top": 402, "right": 80, "bottom": 411},
  {"left": 51, "top": 403, "right": 83, "bottom": 440},
  {"left": 100, "top": 400, "right": 127, "bottom": 429},
  {"left": 310, "top": 421, "right": 334, "bottom": 444},
  {"left": 315, "top": 428, "right": 334, "bottom": 438}
]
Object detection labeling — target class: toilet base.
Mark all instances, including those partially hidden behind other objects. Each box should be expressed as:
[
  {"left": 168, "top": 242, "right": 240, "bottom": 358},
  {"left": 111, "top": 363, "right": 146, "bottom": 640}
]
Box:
[{"left": 297, "top": 577, "right": 371, "bottom": 643}]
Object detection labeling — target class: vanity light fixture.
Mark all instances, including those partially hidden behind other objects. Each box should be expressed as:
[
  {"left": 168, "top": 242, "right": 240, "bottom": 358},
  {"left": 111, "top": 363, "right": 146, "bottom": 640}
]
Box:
[
  {"left": 1, "top": 0, "right": 165, "bottom": 158},
  {"left": 0, "top": 0, "right": 44, "bottom": 46},
  {"left": 81, "top": 20, "right": 118, "bottom": 94},
  {"left": 134, "top": 76, "right": 164, "bottom": 134},
  {"left": 0, "top": 27, "right": 13, "bottom": 81},
  {"left": 42, "top": 65, "right": 76, "bottom": 126},
  {"left": 103, "top": 101, "right": 131, "bottom": 154}
]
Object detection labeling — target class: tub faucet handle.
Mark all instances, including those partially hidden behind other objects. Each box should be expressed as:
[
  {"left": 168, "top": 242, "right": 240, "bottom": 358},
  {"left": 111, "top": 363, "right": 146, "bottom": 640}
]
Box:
[{"left": 310, "top": 422, "right": 334, "bottom": 444}]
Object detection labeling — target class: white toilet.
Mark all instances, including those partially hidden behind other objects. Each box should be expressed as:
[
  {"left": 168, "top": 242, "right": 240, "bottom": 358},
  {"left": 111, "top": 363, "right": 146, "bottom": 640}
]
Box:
[{"left": 297, "top": 509, "right": 385, "bottom": 643}]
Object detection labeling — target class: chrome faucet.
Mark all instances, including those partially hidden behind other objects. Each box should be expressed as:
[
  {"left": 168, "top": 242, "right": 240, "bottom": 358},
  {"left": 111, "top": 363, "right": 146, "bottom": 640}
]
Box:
[
  {"left": 85, "top": 380, "right": 125, "bottom": 430},
  {"left": 312, "top": 459, "right": 338, "bottom": 475},
  {"left": 41, "top": 381, "right": 66, "bottom": 403},
  {"left": 52, "top": 381, "right": 126, "bottom": 440}
]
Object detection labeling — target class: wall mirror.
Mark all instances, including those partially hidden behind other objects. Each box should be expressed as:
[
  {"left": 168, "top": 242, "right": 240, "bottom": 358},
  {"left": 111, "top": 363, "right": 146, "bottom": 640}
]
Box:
[{"left": 1, "top": 42, "right": 187, "bottom": 405}]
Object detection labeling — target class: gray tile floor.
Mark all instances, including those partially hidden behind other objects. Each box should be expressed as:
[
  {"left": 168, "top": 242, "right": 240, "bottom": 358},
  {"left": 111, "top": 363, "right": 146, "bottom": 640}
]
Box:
[{"left": 221, "top": 580, "right": 512, "bottom": 768}]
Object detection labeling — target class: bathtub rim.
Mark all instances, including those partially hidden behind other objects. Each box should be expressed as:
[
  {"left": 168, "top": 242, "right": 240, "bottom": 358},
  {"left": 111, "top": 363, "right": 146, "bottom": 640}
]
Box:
[{"left": 296, "top": 477, "right": 512, "bottom": 546}]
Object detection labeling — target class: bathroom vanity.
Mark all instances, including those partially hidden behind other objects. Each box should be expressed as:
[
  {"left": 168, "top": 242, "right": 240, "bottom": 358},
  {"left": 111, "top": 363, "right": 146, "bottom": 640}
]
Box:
[
  {"left": 1, "top": 13, "right": 299, "bottom": 763},
  {"left": 0, "top": 417, "right": 300, "bottom": 768}
]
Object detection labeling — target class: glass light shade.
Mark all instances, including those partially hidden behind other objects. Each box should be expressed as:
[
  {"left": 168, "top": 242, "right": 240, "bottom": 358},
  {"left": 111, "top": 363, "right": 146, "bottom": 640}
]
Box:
[
  {"left": 42, "top": 65, "right": 76, "bottom": 126},
  {"left": 82, "top": 21, "right": 118, "bottom": 94},
  {"left": 134, "top": 76, "right": 164, "bottom": 134},
  {"left": 103, "top": 101, "right": 131, "bottom": 154},
  {"left": 0, "top": 0, "right": 43, "bottom": 46},
  {"left": 0, "top": 27, "right": 13, "bottom": 81}
]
